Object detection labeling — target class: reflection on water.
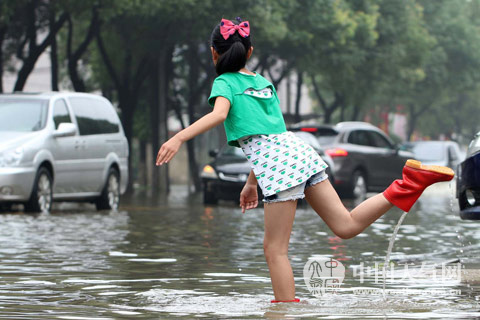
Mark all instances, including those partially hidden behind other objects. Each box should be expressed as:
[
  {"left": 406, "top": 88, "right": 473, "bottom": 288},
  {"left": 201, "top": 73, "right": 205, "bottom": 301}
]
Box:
[{"left": 0, "top": 183, "right": 478, "bottom": 319}]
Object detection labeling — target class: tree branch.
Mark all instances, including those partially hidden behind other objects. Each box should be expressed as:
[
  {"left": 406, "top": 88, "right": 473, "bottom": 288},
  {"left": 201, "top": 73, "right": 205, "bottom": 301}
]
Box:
[
  {"left": 66, "top": 14, "right": 73, "bottom": 61},
  {"left": 26, "top": 0, "right": 37, "bottom": 58},
  {"left": 310, "top": 74, "right": 327, "bottom": 111},
  {"left": 96, "top": 31, "right": 121, "bottom": 90},
  {"left": 16, "top": 35, "right": 28, "bottom": 61},
  {"left": 132, "top": 55, "right": 150, "bottom": 93},
  {"left": 36, "top": 13, "right": 68, "bottom": 56},
  {"left": 72, "top": 8, "right": 98, "bottom": 61}
]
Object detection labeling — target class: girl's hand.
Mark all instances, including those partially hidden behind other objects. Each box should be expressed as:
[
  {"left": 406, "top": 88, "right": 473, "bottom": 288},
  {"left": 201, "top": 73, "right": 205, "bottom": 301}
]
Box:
[
  {"left": 239, "top": 184, "right": 258, "bottom": 213},
  {"left": 156, "top": 136, "right": 182, "bottom": 166}
]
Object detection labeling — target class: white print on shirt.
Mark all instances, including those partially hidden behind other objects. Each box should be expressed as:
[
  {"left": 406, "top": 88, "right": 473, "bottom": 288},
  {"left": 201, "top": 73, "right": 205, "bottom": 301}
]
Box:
[{"left": 243, "top": 87, "right": 273, "bottom": 99}]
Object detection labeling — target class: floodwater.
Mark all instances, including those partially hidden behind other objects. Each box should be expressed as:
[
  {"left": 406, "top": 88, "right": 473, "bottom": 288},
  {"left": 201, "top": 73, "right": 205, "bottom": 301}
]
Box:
[{"left": 0, "top": 182, "right": 479, "bottom": 319}]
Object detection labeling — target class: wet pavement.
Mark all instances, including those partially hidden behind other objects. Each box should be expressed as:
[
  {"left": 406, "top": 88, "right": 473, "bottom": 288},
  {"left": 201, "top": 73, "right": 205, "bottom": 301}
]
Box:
[{"left": 0, "top": 182, "right": 479, "bottom": 319}]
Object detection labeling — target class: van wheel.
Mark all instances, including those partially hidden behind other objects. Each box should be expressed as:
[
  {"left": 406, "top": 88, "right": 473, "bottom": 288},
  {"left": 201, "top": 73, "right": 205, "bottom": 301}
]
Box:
[
  {"left": 96, "top": 168, "right": 120, "bottom": 211},
  {"left": 25, "top": 167, "right": 53, "bottom": 213},
  {"left": 347, "top": 170, "right": 367, "bottom": 200}
]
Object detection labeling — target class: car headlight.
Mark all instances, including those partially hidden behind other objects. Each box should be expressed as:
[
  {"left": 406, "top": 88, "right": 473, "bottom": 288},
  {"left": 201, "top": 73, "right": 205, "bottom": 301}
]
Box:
[
  {"left": 200, "top": 165, "right": 218, "bottom": 179},
  {"left": 0, "top": 147, "right": 24, "bottom": 167}
]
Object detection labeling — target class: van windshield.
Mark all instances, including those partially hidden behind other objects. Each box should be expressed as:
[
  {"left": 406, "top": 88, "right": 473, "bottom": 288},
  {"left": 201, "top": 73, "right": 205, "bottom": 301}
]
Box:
[{"left": 0, "top": 99, "right": 49, "bottom": 132}]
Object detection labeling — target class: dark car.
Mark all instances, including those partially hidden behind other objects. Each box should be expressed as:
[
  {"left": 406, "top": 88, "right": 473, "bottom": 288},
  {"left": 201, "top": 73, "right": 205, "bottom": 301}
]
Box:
[
  {"left": 289, "top": 121, "right": 414, "bottom": 200},
  {"left": 200, "top": 144, "right": 253, "bottom": 204},
  {"left": 457, "top": 132, "right": 480, "bottom": 220},
  {"left": 200, "top": 131, "right": 334, "bottom": 204}
]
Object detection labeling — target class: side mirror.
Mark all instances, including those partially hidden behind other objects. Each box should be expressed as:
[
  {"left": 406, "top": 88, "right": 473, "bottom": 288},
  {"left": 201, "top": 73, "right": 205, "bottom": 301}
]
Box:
[
  {"left": 390, "top": 144, "right": 403, "bottom": 155},
  {"left": 395, "top": 144, "right": 409, "bottom": 152},
  {"left": 209, "top": 149, "right": 219, "bottom": 158},
  {"left": 53, "top": 122, "right": 77, "bottom": 138}
]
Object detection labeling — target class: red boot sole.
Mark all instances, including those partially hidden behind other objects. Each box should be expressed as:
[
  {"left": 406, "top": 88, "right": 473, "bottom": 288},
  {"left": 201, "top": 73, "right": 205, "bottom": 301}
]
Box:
[{"left": 405, "top": 159, "right": 454, "bottom": 178}]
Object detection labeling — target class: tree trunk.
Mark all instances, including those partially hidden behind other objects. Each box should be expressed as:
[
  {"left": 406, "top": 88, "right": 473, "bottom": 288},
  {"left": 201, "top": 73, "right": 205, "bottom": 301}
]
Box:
[
  {"left": 0, "top": 27, "right": 5, "bottom": 93},
  {"left": 310, "top": 74, "right": 342, "bottom": 124},
  {"left": 407, "top": 103, "right": 417, "bottom": 141},
  {"left": 66, "top": 9, "right": 99, "bottom": 92},
  {"left": 50, "top": 7, "right": 59, "bottom": 91},
  {"left": 150, "top": 59, "right": 160, "bottom": 192},
  {"left": 186, "top": 44, "right": 202, "bottom": 192},
  {"left": 294, "top": 71, "right": 303, "bottom": 123},
  {"left": 351, "top": 105, "right": 360, "bottom": 121},
  {"left": 157, "top": 48, "right": 172, "bottom": 194},
  {"left": 407, "top": 102, "right": 433, "bottom": 141},
  {"left": 286, "top": 72, "right": 291, "bottom": 115},
  {"left": 119, "top": 98, "right": 135, "bottom": 186},
  {"left": 140, "top": 140, "right": 147, "bottom": 187},
  {"left": 14, "top": 57, "right": 37, "bottom": 92}
]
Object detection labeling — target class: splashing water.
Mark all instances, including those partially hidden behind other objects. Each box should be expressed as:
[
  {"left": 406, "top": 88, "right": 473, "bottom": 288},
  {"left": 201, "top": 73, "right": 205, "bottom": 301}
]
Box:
[{"left": 382, "top": 211, "right": 409, "bottom": 300}]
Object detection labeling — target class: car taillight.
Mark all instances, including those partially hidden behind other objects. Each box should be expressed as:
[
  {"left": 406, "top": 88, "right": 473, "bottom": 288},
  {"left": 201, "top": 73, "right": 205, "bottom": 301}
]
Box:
[
  {"left": 300, "top": 127, "right": 318, "bottom": 133},
  {"left": 326, "top": 148, "right": 348, "bottom": 157}
]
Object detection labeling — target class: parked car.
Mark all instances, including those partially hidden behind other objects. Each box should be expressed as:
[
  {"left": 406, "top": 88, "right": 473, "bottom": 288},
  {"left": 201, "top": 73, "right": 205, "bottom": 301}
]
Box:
[
  {"left": 200, "top": 131, "right": 334, "bottom": 204},
  {"left": 457, "top": 132, "right": 480, "bottom": 220},
  {"left": 0, "top": 92, "right": 129, "bottom": 212},
  {"left": 289, "top": 122, "right": 415, "bottom": 199},
  {"left": 402, "top": 140, "right": 463, "bottom": 173},
  {"left": 286, "top": 130, "right": 335, "bottom": 181}
]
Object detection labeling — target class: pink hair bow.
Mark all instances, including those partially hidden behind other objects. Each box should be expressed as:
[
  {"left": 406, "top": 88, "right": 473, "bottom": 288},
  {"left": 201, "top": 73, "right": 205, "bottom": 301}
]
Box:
[{"left": 220, "top": 18, "right": 250, "bottom": 40}]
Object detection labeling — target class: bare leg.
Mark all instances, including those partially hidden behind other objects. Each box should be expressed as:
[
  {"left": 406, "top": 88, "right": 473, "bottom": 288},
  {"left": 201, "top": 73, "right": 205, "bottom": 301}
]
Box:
[
  {"left": 263, "top": 200, "right": 298, "bottom": 301},
  {"left": 304, "top": 179, "right": 393, "bottom": 239}
]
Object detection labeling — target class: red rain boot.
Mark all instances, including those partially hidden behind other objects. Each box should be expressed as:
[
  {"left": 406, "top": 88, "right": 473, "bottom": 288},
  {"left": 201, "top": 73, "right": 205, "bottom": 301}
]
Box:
[
  {"left": 271, "top": 298, "right": 300, "bottom": 303},
  {"left": 383, "top": 159, "right": 454, "bottom": 212}
]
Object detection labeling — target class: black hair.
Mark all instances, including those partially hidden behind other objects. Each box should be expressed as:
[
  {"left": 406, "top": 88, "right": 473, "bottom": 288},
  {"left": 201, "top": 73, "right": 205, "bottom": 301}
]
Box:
[{"left": 210, "top": 18, "right": 252, "bottom": 75}]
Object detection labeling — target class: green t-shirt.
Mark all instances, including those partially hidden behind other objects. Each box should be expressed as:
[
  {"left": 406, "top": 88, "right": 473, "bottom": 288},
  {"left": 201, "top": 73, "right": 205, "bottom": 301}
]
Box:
[{"left": 208, "top": 72, "right": 287, "bottom": 147}]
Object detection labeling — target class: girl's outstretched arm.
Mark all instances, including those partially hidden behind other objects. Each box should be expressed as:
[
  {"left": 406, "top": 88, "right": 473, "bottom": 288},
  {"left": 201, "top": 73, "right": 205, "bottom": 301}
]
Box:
[{"left": 156, "top": 97, "right": 230, "bottom": 166}]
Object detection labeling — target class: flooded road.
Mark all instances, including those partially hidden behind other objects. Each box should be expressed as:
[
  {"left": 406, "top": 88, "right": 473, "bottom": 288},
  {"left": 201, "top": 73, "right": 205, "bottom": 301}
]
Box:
[{"left": 0, "top": 182, "right": 479, "bottom": 319}]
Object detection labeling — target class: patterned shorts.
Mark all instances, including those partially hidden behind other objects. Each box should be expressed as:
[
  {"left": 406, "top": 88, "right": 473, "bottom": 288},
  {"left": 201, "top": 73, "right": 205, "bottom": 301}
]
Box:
[
  {"left": 238, "top": 131, "right": 328, "bottom": 198},
  {"left": 263, "top": 169, "right": 329, "bottom": 203}
]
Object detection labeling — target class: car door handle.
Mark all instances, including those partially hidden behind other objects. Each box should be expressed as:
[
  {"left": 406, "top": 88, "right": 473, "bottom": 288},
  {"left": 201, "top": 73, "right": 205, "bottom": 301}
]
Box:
[{"left": 74, "top": 141, "right": 81, "bottom": 149}]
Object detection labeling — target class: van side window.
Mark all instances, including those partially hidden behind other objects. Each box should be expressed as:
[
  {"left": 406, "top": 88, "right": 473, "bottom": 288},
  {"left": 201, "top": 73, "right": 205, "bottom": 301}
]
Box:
[
  {"left": 53, "top": 99, "right": 72, "bottom": 129},
  {"left": 69, "top": 97, "right": 120, "bottom": 135}
]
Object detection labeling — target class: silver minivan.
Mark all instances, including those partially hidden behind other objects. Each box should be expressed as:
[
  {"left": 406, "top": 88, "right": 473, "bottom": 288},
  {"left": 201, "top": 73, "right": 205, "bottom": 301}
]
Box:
[{"left": 0, "top": 92, "right": 129, "bottom": 212}]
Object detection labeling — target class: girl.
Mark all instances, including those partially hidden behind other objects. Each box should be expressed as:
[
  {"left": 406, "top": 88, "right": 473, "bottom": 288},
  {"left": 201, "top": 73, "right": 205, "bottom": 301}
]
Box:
[{"left": 156, "top": 18, "right": 454, "bottom": 303}]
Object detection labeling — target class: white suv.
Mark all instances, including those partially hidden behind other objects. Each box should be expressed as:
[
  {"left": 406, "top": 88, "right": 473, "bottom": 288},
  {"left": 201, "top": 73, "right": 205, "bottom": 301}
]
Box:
[{"left": 0, "top": 92, "right": 129, "bottom": 212}]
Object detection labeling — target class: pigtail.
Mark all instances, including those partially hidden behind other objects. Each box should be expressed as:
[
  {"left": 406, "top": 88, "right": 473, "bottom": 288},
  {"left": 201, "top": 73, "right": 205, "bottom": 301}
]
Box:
[{"left": 216, "top": 40, "right": 247, "bottom": 75}]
